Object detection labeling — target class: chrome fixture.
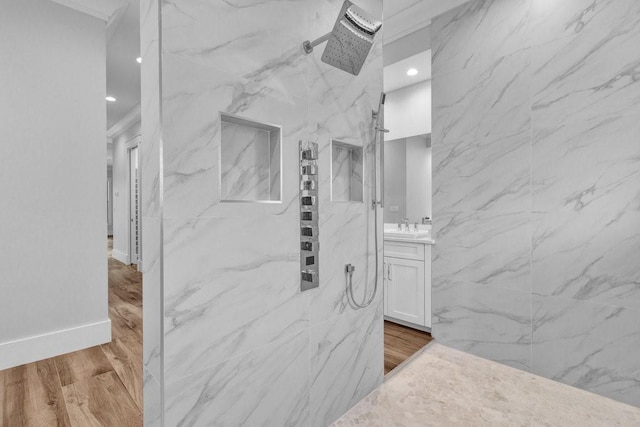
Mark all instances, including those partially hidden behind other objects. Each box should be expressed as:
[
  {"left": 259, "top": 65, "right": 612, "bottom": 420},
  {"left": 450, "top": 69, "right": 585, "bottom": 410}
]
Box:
[
  {"left": 300, "top": 141, "right": 320, "bottom": 291},
  {"left": 302, "top": 1, "right": 382, "bottom": 76},
  {"left": 371, "top": 92, "right": 386, "bottom": 209},
  {"left": 346, "top": 91, "right": 387, "bottom": 309}
]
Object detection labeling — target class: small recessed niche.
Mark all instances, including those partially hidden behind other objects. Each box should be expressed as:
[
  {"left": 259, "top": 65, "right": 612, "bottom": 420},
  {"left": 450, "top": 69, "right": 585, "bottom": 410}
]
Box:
[
  {"left": 220, "top": 113, "right": 282, "bottom": 202},
  {"left": 331, "top": 140, "right": 364, "bottom": 202}
]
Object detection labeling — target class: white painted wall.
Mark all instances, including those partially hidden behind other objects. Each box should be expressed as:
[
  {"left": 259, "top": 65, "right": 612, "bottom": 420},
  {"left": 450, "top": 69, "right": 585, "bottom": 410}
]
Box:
[
  {"left": 0, "top": 0, "right": 110, "bottom": 369},
  {"left": 385, "top": 80, "right": 431, "bottom": 141},
  {"left": 111, "top": 121, "right": 141, "bottom": 265}
]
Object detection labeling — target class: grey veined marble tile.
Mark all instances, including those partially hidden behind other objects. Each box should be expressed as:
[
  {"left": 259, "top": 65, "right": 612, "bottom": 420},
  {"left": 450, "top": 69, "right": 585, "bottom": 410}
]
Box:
[
  {"left": 432, "top": 280, "right": 532, "bottom": 372},
  {"left": 160, "top": 54, "right": 306, "bottom": 218},
  {"left": 432, "top": 48, "right": 531, "bottom": 148},
  {"left": 531, "top": 0, "right": 640, "bottom": 47},
  {"left": 432, "top": 211, "right": 531, "bottom": 293},
  {"left": 143, "top": 368, "right": 162, "bottom": 427},
  {"left": 142, "top": 218, "right": 162, "bottom": 381},
  {"left": 309, "top": 304, "right": 383, "bottom": 427},
  {"left": 532, "top": 113, "right": 640, "bottom": 214},
  {"left": 532, "top": 295, "right": 640, "bottom": 406},
  {"left": 432, "top": 0, "right": 531, "bottom": 77},
  {"left": 162, "top": 216, "right": 308, "bottom": 381},
  {"left": 532, "top": 208, "right": 640, "bottom": 311},
  {"left": 161, "top": 0, "right": 310, "bottom": 89},
  {"left": 433, "top": 131, "right": 531, "bottom": 214},
  {"left": 165, "top": 332, "right": 310, "bottom": 427},
  {"left": 532, "top": 14, "right": 640, "bottom": 127}
]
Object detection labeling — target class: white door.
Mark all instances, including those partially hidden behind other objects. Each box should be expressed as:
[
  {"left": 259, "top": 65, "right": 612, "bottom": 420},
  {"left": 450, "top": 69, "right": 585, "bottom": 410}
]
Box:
[
  {"left": 129, "top": 146, "right": 140, "bottom": 268},
  {"left": 384, "top": 257, "right": 425, "bottom": 325}
]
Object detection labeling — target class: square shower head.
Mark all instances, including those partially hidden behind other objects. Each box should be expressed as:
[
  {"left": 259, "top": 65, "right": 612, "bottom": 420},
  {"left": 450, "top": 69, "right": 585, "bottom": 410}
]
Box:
[{"left": 320, "top": 1, "right": 382, "bottom": 76}]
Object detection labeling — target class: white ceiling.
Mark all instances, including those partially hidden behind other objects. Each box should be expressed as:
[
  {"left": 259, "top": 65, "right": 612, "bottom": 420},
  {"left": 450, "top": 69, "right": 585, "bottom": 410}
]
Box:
[
  {"left": 106, "top": 0, "right": 141, "bottom": 130},
  {"left": 50, "top": 0, "right": 127, "bottom": 21},
  {"left": 383, "top": 50, "right": 431, "bottom": 92}
]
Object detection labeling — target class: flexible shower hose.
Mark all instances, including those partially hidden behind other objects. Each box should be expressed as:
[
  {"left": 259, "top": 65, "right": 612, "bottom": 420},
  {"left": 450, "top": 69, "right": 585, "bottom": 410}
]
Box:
[{"left": 346, "top": 127, "right": 380, "bottom": 309}]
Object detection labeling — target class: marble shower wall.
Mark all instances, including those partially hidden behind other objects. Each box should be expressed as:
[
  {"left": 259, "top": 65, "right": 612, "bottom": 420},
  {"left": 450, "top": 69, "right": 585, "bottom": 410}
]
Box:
[
  {"left": 141, "top": 0, "right": 384, "bottom": 425},
  {"left": 220, "top": 121, "right": 274, "bottom": 202},
  {"left": 332, "top": 143, "right": 364, "bottom": 202},
  {"left": 140, "top": 0, "right": 162, "bottom": 425},
  {"left": 432, "top": 0, "right": 640, "bottom": 406}
]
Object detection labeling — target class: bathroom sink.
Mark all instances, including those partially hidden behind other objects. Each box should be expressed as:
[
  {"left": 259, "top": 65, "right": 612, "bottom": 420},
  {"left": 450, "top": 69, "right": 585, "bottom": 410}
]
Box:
[{"left": 384, "top": 229, "right": 431, "bottom": 239}]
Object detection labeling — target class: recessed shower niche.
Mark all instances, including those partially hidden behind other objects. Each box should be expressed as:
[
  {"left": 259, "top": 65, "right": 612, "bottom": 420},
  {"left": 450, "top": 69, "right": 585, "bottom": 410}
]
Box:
[
  {"left": 220, "top": 113, "right": 282, "bottom": 202},
  {"left": 331, "top": 140, "right": 364, "bottom": 202}
]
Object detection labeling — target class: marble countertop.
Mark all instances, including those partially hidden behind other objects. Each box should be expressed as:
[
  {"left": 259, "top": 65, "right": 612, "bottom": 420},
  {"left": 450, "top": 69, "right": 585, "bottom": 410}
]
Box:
[{"left": 383, "top": 235, "right": 435, "bottom": 245}]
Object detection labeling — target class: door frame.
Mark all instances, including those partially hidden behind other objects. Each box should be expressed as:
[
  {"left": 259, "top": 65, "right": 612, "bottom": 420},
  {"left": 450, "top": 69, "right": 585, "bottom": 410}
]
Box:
[{"left": 126, "top": 135, "right": 141, "bottom": 270}]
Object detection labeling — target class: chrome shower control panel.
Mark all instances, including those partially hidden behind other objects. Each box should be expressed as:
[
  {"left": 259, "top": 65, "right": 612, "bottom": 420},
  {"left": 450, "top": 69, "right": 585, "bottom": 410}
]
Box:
[{"left": 300, "top": 140, "right": 319, "bottom": 291}]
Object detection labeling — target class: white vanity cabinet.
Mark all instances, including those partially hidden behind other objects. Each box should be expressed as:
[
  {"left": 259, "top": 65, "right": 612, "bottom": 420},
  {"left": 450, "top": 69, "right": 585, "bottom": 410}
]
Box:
[{"left": 383, "top": 239, "right": 432, "bottom": 330}]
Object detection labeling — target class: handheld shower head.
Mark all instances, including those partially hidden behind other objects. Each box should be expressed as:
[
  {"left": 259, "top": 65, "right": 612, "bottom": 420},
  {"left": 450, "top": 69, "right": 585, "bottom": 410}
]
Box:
[
  {"left": 303, "top": 1, "right": 382, "bottom": 76},
  {"left": 373, "top": 91, "right": 386, "bottom": 126}
]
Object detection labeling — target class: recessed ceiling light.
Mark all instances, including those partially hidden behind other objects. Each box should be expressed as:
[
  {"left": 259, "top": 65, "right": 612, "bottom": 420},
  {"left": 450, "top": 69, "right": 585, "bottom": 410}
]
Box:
[
  {"left": 136, "top": 57, "right": 142, "bottom": 64},
  {"left": 106, "top": 96, "right": 117, "bottom": 102},
  {"left": 407, "top": 68, "right": 418, "bottom": 76}
]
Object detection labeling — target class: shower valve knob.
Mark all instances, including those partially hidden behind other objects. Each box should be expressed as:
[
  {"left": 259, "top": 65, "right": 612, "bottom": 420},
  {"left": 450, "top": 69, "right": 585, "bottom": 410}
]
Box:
[
  {"left": 302, "top": 180, "right": 316, "bottom": 190},
  {"left": 301, "top": 196, "right": 316, "bottom": 206},
  {"left": 301, "top": 165, "right": 317, "bottom": 175},
  {"left": 301, "top": 149, "right": 318, "bottom": 160}
]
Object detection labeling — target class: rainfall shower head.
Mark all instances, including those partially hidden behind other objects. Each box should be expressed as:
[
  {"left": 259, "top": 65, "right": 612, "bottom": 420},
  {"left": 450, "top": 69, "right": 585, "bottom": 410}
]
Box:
[{"left": 303, "top": 1, "right": 382, "bottom": 76}]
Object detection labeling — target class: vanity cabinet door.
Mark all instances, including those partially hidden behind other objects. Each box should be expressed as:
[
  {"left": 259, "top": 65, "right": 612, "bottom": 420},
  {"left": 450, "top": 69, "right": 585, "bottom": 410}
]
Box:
[
  {"left": 385, "top": 257, "right": 425, "bottom": 325},
  {"left": 383, "top": 257, "right": 389, "bottom": 317}
]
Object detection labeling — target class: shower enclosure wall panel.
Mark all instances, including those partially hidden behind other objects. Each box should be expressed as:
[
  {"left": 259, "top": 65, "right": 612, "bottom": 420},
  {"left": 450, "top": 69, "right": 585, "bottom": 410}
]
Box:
[
  {"left": 140, "top": 0, "right": 383, "bottom": 425},
  {"left": 139, "top": 0, "right": 163, "bottom": 424}
]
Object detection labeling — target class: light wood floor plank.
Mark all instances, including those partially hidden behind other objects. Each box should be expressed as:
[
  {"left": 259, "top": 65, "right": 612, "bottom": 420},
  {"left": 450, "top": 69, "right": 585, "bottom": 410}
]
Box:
[
  {"left": 108, "top": 300, "right": 142, "bottom": 341},
  {"left": 384, "top": 321, "right": 432, "bottom": 375},
  {"left": 101, "top": 334, "right": 143, "bottom": 411},
  {"left": 1, "top": 359, "right": 71, "bottom": 427},
  {"left": 61, "top": 371, "right": 141, "bottom": 427},
  {"left": 54, "top": 346, "right": 114, "bottom": 388},
  {"left": 1, "top": 238, "right": 143, "bottom": 426}
]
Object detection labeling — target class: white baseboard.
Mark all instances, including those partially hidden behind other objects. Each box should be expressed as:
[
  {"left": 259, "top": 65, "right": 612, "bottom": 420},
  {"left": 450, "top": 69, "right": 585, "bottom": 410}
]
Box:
[
  {"left": 0, "top": 319, "right": 112, "bottom": 371},
  {"left": 112, "top": 249, "right": 129, "bottom": 264}
]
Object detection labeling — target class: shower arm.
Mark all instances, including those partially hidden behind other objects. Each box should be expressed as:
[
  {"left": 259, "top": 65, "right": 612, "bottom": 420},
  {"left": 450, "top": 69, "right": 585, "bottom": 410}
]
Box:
[{"left": 302, "top": 33, "right": 331, "bottom": 54}]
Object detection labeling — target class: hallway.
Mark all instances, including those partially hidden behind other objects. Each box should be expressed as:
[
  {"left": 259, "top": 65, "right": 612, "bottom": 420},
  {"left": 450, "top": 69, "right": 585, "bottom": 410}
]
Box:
[{"left": 0, "top": 240, "right": 142, "bottom": 426}]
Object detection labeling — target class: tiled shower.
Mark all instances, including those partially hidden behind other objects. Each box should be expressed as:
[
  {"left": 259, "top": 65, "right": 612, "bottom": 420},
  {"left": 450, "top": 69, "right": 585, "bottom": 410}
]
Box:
[
  {"left": 140, "top": 0, "right": 384, "bottom": 425},
  {"left": 432, "top": 0, "right": 640, "bottom": 407}
]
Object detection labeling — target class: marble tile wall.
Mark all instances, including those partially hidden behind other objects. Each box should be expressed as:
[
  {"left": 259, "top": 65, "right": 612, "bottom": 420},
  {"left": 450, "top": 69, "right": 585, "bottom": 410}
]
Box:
[
  {"left": 141, "top": 0, "right": 384, "bottom": 424},
  {"left": 432, "top": 0, "right": 640, "bottom": 406},
  {"left": 331, "top": 144, "right": 364, "bottom": 202},
  {"left": 332, "top": 145, "right": 352, "bottom": 201},
  {"left": 140, "top": 0, "right": 163, "bottom": 425},
  {"left": 220, "top": 121, "right": 273, "bottom": 201}
]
